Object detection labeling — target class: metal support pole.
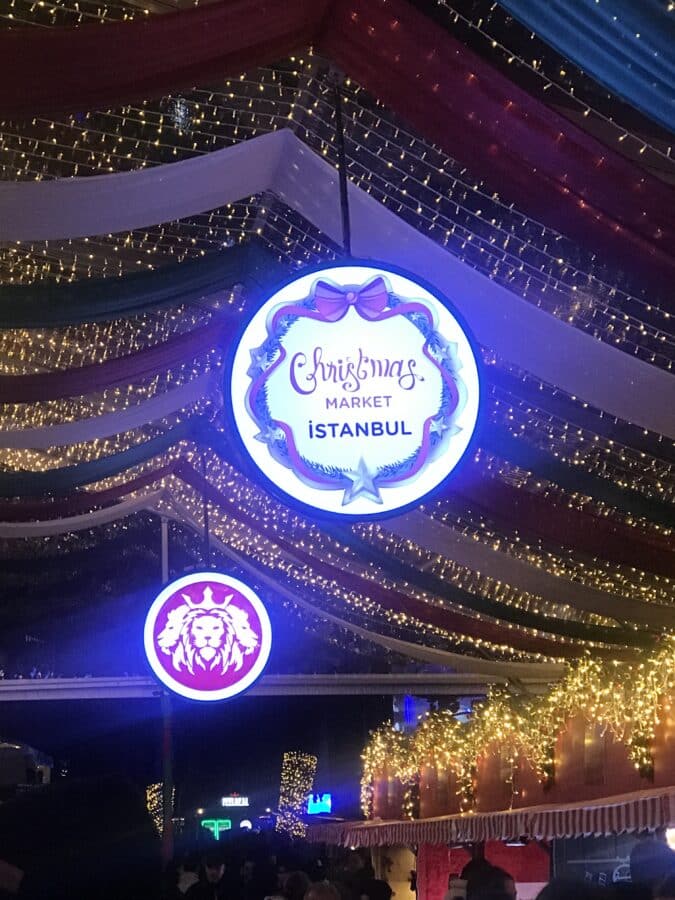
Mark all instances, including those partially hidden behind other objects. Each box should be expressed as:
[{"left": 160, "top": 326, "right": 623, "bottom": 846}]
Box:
[
  {"left": 159, "top": 516, "right": 174, "bottom": 864},
  {"left": 161, "top": 691, "right": 174, "bottom": 864},
  {"left": 161, "top": 516, "right": 169, "bottom": 585},
  {"left": 201, "top": 452, "right": 211, "bottom": 570},
  {"left": 333, "top": 80, "right": 352, "bottom": 257}
]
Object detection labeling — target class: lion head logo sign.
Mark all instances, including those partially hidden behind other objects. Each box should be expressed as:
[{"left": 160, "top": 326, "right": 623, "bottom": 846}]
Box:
[{"left": 144, "top": 573, "right": 272, "bottom": 701}]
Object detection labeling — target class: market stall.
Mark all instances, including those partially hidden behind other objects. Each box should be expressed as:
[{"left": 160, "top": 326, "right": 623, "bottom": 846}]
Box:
[{"left": 311, "top": 647, "right": 675, "bottom": 900}]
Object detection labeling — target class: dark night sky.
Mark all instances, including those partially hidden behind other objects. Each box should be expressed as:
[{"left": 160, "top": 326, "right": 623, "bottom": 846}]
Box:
[
  {"left": 0, "top": 521, "right": 396, "bottom": 822},
  {"left": 0, "top": 692, "right": 392, "bottom": 820}
]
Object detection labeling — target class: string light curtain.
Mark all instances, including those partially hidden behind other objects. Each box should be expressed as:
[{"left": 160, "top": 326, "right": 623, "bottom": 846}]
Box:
[
  {"left": 0, "top": 419, "right": 194, "bottom": 497},
  {"left": 496, "top": 0, "right": 675, "bottom": 134},
  {"left": 318, "top": 0, "right": 675, "bottom": 297},
  {"left": 0, "top": 322, "right": 227, "bottom": 403},
  {"left": 2, "top": 64, "right": 669, "bottom": 368},
  {"left": 0, "top": 415, "right": 671, "bottom": 582},
  {"left": 0, "top": 465, "right": 173, "bottom": 521},
  {"left": 0, "top": 444, "right": 665, "bottom": 636},
  {"left": 174, "top": 455, "right": 669, "bottom": 654},
  {"left": 0, "top": 447, "right": 666, "bottom": 659},
  {"left": 3, "top": 130, "right": 673, "bottom": 440},
  {"left": 0, "top": 240, "right": 272, "bottom": 327},
  {"left": 1, "top": 2, "right": 673, "bottom": 296}
]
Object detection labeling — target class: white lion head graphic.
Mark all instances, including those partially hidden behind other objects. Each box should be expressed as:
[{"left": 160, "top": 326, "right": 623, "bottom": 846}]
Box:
[{"left": 157, "top": 585, "right": 260, "bottom": 676}]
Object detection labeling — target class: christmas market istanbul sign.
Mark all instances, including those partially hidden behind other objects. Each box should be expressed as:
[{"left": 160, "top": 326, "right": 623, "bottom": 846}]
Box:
[
  {"left": 231, "top": 263, "right": 481, "bottom": 518},
  {"left": 144, "top": 572, "right": 272, "bottom": 702}
]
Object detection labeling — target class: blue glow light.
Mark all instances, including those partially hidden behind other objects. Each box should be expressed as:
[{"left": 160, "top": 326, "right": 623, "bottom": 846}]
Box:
[{"left": 307, "top": 793, "right": 332, "bottom": 815}]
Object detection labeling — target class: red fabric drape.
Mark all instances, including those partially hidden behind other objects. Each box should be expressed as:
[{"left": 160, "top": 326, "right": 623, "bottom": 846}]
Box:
[
  {"left": 417, "top": 844, "right": 450, "bottom": 900},
  {"left": 420, "top": 842, "right": 550, "bottom": 900},
  {"left": 0, "top": 1, "right": 672, "bottom": 295},
  {"left": 0, "top": 465, "right": 173, "bottom": 521},
  {"left": 318, "top": 0, "right": 675, "bottom": 299},
  {"left": 0, "top": 0, "right": 327, "bottom": 117},
  {"left": 444, "top": 467, "right": 675, "bottom": 578},
  {"left": 0, "top": 321, "right": 229, "bottom": 402}
]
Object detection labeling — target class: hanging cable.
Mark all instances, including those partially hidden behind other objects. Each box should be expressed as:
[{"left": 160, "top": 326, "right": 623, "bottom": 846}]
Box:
[
  {"left": 333, "top": 75, "right": 352, "bottom": 257},
  {"left": 200, "top": 449, "right": 211, "bottom": 569}
]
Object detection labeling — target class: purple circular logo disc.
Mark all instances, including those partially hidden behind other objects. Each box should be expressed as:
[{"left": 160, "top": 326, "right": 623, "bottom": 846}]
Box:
[{"left": 144, "top": 572, "right": 272, "bottom": 701}]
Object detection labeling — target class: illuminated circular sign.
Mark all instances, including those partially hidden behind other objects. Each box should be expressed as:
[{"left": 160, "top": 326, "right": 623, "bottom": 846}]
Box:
[
  {"left": 231, "top": 263, "right": 480, "bottom": 518},
  {"left": 144, "top": 572, "right": 272, "bottom": 702}
]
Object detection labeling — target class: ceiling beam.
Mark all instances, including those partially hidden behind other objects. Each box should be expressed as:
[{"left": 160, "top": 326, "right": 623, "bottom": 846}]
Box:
[{"left": 0, "top": 672, "right": 552, "bottom": 701}]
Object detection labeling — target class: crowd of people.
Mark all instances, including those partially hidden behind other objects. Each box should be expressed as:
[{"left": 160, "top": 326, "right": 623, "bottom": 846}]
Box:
[
  {"left": 163, "top": 832, "right": 675, "bottom": 900},
  {"left": 0, "top": 775, "right": 674, "bottom": 900},
  {"left": 165, "top": 838, "right": 394, "bottom": 900}
]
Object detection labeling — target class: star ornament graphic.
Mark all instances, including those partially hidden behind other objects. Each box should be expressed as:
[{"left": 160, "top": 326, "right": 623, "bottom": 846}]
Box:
[
  {"left": 247, "top": 346, "right": 269, "bottom": 377},
  {"left": 435, "top": 340, "right": 463, "bottom": 370},
  {"left": 254, "top": 423, "right": 283, "bottom": 445},
  {"left": 429, "top": 417, "right": 462, "bottom": 439},
  {"left": 342, "top": 457, "right": 383, "bottom": 506}
]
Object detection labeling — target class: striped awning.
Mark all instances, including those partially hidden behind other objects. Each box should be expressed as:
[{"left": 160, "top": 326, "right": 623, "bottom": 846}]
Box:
[{"left": 309, "top": 787, "right": 675, "bottom": 847}]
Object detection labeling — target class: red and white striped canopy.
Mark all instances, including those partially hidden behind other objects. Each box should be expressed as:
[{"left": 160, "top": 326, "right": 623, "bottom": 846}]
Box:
[{"left": 310, "top": 787, "right": 675, "bottom": 847}]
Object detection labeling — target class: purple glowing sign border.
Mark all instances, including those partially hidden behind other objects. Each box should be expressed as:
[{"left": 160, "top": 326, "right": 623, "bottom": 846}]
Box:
[
  {"left": 229, "top": 261, "right": 482, "bottom": 520},
  {"left": 143, "top": 572, "right": 272, "bottom": 702}
]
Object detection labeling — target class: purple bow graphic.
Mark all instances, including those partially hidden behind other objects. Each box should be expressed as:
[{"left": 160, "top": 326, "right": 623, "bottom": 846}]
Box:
[{"left": 312, "top": 277, "right": 389, "bottom": 322}]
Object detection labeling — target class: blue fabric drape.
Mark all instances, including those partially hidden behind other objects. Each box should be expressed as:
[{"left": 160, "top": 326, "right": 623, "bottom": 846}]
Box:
[{"left": 497, "top": 0, "right": 675, "bottom": 134}]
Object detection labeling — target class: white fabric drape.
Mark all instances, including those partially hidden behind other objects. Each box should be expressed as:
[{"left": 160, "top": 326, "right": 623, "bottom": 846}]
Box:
[
  {"left": 388, "top": 511, "right": 672, "bottom": 628},
  {"left": 0, "top": 490, "right": 163, "bottom": 537},
  {"left": 0, "top": 130, "right": 671, "bottom": 437},
  {"left": 163, "top": 492, "right": 565, "bottom": 683}
]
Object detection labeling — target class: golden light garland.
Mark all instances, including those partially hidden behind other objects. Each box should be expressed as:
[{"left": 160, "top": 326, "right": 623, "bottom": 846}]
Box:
[
  {"left": 490, "top": 392, "right": 674, "bottom": 503},
  {"left": 477, "top": 449, "right": 672, "bottom": 540},
  {"left": 0, "top": 395, "right": 213, "bottom": 472},
  {"left": 0, "top": 355, "right": 219, "bottom": 432},
  {"left": 0, "top": 59, "right": 669, "bottom": 371},
  {"left": 276, "top": 751, "right": 317, "bottom": 838},
  {"left": 6, "top": 0, "right": 674, "bottom": 190},
  {"left": 0, "top": 508, "right": 160, "bottom": 558},
  {"left": 187, "top": 440, "right": 671, "bottom": 624},
  {"left": 361, "top": 641, "right": 675, "bottom": 815},
  {"left": 628, "top": 641, "right": 675, "bottom": 773},
  {"left": 361, "top": 724, "right": 416, "bottom": 818},
  {"left": 0, "top": 414, "right": 663, "bottom": 665},
  {"left": 359, "top": 523, "right": 618, "bottom": 629},
  {"left": 77, "top": 443, "right": 186, "bottom": 493},
  {"left": 413, "top": 709, "right": 473, "bottom": 811},
  {"left": 145, "top": 781, "right": 175, "bottom": 835},
  {"left": 2, "top": 0, "right": 144, "bottom": 27},
  {"left": 0, "top": 203, "right": 257, "bottom": 283}
]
